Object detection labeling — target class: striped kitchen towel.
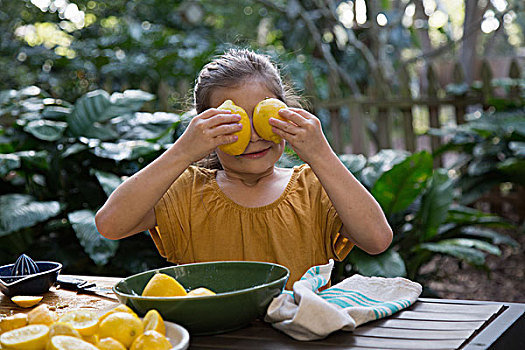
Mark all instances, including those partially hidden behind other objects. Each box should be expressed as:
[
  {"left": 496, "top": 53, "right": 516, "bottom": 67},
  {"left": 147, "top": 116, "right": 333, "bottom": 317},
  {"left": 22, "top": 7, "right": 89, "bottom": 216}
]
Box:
[{"left": 264, "top": 259, "right": 422, "bottom": 341}]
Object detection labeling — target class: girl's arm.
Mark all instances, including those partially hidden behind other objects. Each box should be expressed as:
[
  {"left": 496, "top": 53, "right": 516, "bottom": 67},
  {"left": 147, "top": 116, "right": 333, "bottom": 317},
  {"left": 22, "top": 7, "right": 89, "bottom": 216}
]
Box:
[
  {"left": 95, "top": 109, "right": 243, "bottom": 240},
  {"left": 270, "top": 108, "right": 392, "bottom": 254}
]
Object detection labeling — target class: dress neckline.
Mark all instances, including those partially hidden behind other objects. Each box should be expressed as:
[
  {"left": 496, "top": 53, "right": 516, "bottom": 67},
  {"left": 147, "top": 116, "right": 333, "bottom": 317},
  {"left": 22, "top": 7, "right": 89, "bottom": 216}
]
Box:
[{"left": 209, "top": 165, "right": 303, "bottom": 212}]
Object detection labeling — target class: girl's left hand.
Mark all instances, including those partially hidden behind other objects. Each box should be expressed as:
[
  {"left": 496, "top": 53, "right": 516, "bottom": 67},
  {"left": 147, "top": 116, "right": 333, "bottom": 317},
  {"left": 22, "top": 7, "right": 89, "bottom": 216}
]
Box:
[{"left": 269, "top": 108, "right": 333, "bottom": 165}]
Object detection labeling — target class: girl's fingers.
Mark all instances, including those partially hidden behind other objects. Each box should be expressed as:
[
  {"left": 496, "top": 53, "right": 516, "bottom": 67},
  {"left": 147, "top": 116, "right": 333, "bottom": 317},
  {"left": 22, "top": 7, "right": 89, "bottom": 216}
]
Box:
[
  {"left": 270, "top": 120, "right": 298, "bottom": 139},
  {"left": 209, "top": 123, "right": 243, "bottom": 138},
  {"left": 198, "top": 108, "right": 231, "bottom": 119},
  {"left": 216, "top": 134, "right": 238, "bottom": 146},
  {"left": 277, "top": 109, "right": 307, "bottom": 126},
  {"left": 204, "top": 112, "right": 242, "bottom": 128},
  {"left": 287, "top": 107, "right": 315, "bottom": 119}
]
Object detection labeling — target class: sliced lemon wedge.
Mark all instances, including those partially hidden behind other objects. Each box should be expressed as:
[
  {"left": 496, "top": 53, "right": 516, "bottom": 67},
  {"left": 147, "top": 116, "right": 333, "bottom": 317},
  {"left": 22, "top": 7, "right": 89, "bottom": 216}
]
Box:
[
  {"left": 0, "top": 324, "right": 49, "bottom": 350},
  {"left": 11, "top": 295, "right": 43, "bottom": 308}
]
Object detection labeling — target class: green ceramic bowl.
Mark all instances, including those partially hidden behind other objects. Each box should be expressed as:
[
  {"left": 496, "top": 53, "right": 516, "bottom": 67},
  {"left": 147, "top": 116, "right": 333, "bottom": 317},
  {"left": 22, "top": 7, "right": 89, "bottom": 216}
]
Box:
[{"left": 113, "top": 261, "right": 289, "bottom": 335}]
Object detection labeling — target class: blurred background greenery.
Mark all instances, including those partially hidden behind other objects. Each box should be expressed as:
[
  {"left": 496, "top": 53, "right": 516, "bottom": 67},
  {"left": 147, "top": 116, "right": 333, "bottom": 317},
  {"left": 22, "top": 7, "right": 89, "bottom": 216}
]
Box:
[{"left": 1, "top": 0, "right": 524, "bottom": 293}]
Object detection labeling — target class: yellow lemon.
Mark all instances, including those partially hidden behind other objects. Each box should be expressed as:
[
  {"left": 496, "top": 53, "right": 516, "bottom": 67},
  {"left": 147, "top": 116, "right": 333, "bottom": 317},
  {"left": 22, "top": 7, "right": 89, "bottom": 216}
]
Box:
[
  {"left": 141, "top": 273, "right": 187, "bottom": 297},
  {"left": 142, "top": 309, "right": 165, "bottom": 335},
  {"left": 99, "top": 304, "right": 136, "bottom": 324},
  {"left": 0, "top": 324, "right": 49, "bottom": 350},
  {"left": 58, "top": 309, "right": 98, "bottom": 336},
  {"left": 48, "top": 322, "right": 81, "bottom": 338},
  {"left": 187, "top": 287, "right": 216, "bottom": 297},
  {"left": 253, "top": 98, "right": 288, "bottom": 144},
  {"left": 217, "top": 99, "right": 251, "bottom": 155},
  {"left": 28, "top": 304, "right": 57, "bottom": 326},
  {"left": 81, "top": 334, "right": 98, "bottom": 345},
  {"left": 0, "top": 313, "right": 28, "bottom": 334},
  {"left": 46, "top": 335, "right": 99, "bottom": 350},
  {"left": 97, "top": 337, "right": 126, "bottom": 350},
  {"left": 11, "top": 295, "right": 43, "bottom": 308},
  {"left": 98, "top": 312, "right": 143, "bottom": 348},
  {"left": 129, "top": 330, "right": 171, "bottom": 350}
]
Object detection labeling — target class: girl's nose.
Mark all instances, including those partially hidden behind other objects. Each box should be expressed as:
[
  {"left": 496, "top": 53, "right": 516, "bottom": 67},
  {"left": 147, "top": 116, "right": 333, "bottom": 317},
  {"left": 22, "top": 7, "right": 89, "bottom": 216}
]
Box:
[{"left": 249, "top": 117, "right": 263, "bottom": 141}]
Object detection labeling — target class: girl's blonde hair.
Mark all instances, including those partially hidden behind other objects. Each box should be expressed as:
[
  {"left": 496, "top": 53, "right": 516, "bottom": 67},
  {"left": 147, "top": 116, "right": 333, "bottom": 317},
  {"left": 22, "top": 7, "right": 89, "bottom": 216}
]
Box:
[{"left": 193, "top": 48, "right": 302, "bottom": 169}]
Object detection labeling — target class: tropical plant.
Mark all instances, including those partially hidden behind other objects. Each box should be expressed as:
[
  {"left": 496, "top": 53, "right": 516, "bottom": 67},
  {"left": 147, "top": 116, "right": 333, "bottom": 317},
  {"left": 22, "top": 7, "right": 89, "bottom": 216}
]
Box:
[
  {"left": 433, "top": 108, "right": 525, "bottom": 207},
  {"left": 0, "top": 86, "right": 183, "bottom": 274},
  {"left": 330, "top": 150, "right": 517, "bottom": 284}
]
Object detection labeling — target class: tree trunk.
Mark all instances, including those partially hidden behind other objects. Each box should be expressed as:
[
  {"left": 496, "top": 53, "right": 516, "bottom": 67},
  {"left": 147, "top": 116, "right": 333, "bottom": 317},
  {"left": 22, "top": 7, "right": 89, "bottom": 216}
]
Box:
[{"left": 460, "top": 0, "right": 483, "bottom": 84}]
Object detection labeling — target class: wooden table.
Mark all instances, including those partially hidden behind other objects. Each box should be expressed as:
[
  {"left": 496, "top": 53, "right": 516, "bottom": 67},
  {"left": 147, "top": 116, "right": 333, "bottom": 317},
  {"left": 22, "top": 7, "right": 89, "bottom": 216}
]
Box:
[{"left": 1, "top": 275, "right": 523, "bottom": 349}]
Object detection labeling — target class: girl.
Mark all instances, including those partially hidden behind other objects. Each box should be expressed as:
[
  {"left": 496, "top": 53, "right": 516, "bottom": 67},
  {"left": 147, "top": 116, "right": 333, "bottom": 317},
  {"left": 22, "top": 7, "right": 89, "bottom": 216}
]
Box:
[{"left": 95, "top": 49, "right": 392, "bottom": 288}]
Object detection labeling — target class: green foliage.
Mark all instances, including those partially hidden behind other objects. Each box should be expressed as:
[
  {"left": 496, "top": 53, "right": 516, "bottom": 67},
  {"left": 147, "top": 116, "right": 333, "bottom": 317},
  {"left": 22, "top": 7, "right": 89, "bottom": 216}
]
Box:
[
  {"left": 433, "top": 108, "right": 525, "bottom": 204},
  {"left": 1, "top": 86, "right": 519, "bottom": 286},
  {"left": 334, "top": 150, "right": 515, "bottom": 283},
  {"left": 346, "top": 248, "right": 406, "bottom": 278},
  {"left": 0, "top": 194, "right": 61, "bottom": 237},
  {"left": 372, "top": 151, "right": 433, "bottom": 216},
  {"left": 0, "top": 86, "right": 179, "bottom": 274}
]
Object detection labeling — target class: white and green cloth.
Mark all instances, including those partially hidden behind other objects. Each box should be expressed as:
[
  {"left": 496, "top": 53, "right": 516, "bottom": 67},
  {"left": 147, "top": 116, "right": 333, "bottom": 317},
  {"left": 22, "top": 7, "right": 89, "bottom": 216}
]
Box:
[{"left": 265, "top": 259, "right": 422, "bottom": 341}]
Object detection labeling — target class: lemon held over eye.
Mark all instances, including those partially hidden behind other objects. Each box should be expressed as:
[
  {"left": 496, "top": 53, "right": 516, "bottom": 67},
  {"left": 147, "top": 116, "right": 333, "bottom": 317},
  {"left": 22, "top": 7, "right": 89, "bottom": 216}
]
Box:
[
  {"left": 217, "top": 99, "right": 251, "bottom": 156},
  {"left": 253, "top": 98, "right": 288, "bottom": 144}
]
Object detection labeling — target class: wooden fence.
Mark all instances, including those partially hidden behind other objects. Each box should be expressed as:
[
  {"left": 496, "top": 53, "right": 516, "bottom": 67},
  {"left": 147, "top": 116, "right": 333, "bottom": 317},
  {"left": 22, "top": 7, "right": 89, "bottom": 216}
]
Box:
[{"left": 310, "top": 58, "right": 523, "bottom": 166}]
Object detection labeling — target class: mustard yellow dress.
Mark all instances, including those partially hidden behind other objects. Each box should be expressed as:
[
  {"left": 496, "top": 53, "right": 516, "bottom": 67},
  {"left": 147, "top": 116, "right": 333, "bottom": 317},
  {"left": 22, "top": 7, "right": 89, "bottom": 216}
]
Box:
[{"left": 150, "top": 164, "right": 353, "bottom": 288}]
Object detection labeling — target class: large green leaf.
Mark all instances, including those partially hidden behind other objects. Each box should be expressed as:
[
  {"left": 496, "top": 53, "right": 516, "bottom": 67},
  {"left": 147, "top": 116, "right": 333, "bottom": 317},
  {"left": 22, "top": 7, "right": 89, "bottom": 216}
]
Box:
[
  {"left": 416, "top": 242, "right": 486, "bottom": 266},
  {"left": 360, "top": 149, "right": 409, "bottom": 188},
  {"left": 414, "top": 169, "right": 455, "bottom": 241},
  {"left": 81, "top": 124, "right": 119, "bottom": 140},
  {"left": 0, "top": 154, "right": 20, "bottom": 176},
  {"left": 0, "top": 194, "right": 61, "bottom": 236},
  {"left": 460, "top": 226, "right": 519, "bottom": 247},
  {"left": 61, "top": 144, "right": 89, "bottom": 158},
  {"left": 339, "top": 154, "right": 367, "bottom": 174},
  {"left": 92, "top": 141, "right": 161, "bottom": 161},
  {"left": 68, "top": 210, "right": 119, "bottom": 266},
  {"left": 439, "top": 238, "right": 501, "bottom": 256},
  {"left": 67, "top": 90, "right": 112, "bottom": 137},
  {"left": 346, "top": 248, "right": 406, "bottom": 277},
  {"left": 109, "top": 90, "right": 155, "bottom": 115},
  {"left": 67, "top": 90, "right": 154, "bottom": 138},
  {"left": 23, "top": 120, "right": 68, "bottom": 141},
  {"left": 116, "top": 112, "right": 181, "bottom": 141},
  {"left": 92, "top": 169, "right": 123, "bottom": 197},
  {"left": 468, "top": 159, "right": 496, "bottom": 176},
  {"left": 41, "top": 106, "right": 72, "bottom": 120},
  {"left": 372, "top": 151, "right": 433, "bottom": 215},
  {"left": 448, "top": 204, "right": 513, "bottom": 228}
]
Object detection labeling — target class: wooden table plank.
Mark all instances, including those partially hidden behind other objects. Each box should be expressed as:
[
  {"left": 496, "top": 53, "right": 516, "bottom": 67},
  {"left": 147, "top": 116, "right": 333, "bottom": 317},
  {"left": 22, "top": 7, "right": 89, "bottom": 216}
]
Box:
[
  {"left": 367, "top": 318, "right": 485, "bottom": 330},
  {"left": 193, "top": 321, "right": 466, "bottom": 349},
  {"left": 206, "top": 333, "right": 465, "bottom": 349},
  {"left": 410, "top": 301, "right": 503, "bottom": 315},
  {"left": 352, "top": 326, "right": 474, "bottom": 339},
  {"left": 207, "top": 321, "right": 473, "bottom": 341},
  {"left": 392, "top": 310, "right": 491, "bottom": 322}
]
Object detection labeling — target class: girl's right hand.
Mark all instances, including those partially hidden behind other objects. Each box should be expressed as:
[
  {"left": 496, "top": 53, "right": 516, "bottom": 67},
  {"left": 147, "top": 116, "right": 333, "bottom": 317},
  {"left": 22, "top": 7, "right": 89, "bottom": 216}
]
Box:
[{"left": 174, "top": 108, "right": 243, "bottom": 162}]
